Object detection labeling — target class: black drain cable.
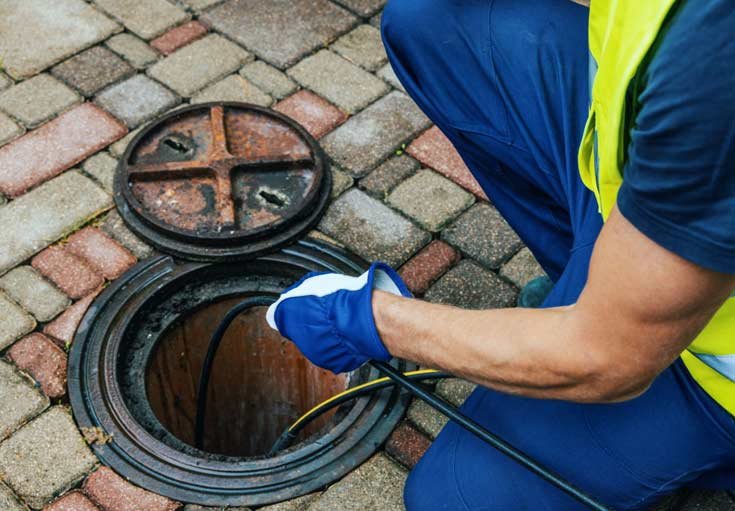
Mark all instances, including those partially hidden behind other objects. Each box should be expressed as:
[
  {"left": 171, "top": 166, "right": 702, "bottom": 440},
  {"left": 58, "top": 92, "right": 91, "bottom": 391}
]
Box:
[{"left": 195, "top": 300, "right": 612, "bottom": 511}]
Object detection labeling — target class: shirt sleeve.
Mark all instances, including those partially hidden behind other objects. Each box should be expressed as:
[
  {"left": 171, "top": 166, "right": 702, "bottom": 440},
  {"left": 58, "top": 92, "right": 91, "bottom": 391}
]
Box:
[{"left": 616, "top": 0, "right": 735, "bottom": 275}]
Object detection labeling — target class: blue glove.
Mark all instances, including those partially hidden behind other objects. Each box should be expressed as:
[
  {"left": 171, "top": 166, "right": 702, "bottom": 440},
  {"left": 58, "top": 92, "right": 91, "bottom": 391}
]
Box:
[{"left": 266, "top": 262, "right": 412, "bottom": 373}]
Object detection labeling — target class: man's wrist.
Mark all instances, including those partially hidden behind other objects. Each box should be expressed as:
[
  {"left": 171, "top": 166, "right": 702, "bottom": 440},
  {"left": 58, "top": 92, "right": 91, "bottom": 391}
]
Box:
[{"left": 372, "top": 289, "right": 407, "bottom": 360}]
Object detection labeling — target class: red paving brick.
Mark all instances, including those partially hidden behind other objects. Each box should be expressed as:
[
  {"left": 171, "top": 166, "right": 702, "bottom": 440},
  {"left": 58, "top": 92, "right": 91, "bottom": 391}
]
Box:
[
  {"left": 65, "top": 227, "right": 137, "bottom": 281},
  {"left": 407, "top": 126, "right": 486, "bottom": 199},
  {"left": 7, "top": 333, "right": 68, "bottom": 399},
  {"left": 399, "top": 240, "right": 460, "bottom": 295},
  {"left": 150, "top": 21, "right": 208, "bottom": 55},
  {"left": 84, "top": 467, "right": 181, "bottom": 511},
  {"left": 44, "top": 490, "right": 100, "bottom": 511},
  {"left": 0, "top": 103, "right": 126, "bottom": 198},
  {"left": 385, "top": 421, "right": 432, "bottom": 469},
  {"left": 43, "top": 289, "right": 102, "bottom": 347},
  {"left": 32, "top": 245, "right": 104, "bottom": 300},
  {"left": 275, "top": 90, "right": 347, "bottom": 139}
]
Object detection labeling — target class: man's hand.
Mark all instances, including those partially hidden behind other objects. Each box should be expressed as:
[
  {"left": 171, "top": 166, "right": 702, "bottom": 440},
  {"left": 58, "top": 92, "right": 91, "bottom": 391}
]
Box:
[{"left": 266, "top": 262, "right": 411, "bottom": 373}]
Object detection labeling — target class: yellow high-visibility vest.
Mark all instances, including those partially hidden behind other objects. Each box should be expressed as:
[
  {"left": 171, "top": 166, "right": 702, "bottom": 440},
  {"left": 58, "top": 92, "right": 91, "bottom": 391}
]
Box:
[{"left": 578, "top": 0, "right": 735, "bottom": 414}]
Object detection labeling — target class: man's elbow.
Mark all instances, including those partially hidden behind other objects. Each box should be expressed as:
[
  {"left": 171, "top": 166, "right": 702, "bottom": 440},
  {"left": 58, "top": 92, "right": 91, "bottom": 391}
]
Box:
[{"left": 577, "top": 351, "right": 660, "bottom": 403}]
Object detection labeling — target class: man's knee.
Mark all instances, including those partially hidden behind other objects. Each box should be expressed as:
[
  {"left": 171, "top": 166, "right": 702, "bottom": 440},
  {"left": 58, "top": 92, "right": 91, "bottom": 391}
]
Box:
[{"left": 381, "top": 0, "right": 431, "bottom": 57}]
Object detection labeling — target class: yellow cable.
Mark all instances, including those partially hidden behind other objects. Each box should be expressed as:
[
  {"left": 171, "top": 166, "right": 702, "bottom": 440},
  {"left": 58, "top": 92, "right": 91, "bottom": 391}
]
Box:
[{"left": 288, "top": 369, "right": 443, "bottom": 432}]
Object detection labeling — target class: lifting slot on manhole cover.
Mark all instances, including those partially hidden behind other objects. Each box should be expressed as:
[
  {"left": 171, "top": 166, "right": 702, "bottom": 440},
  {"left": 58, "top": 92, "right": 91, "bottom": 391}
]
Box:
[{"left": 68, "top": 103, "right": 414, "bottom": 507}]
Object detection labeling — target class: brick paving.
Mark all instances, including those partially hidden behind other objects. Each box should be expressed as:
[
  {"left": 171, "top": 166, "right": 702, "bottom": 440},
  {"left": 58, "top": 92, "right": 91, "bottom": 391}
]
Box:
[{"left": 0, "top": 2, "right": 730, "bottom": 510}]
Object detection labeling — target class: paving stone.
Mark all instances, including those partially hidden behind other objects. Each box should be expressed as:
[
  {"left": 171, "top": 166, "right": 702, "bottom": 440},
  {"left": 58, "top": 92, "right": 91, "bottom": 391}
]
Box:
[
  {"left": 84, "top": 466, "right": 180, "bottom": 511},
  {"left": 0, "top": 294, "right": 36, "bottom": 351},
  {"left": 407, "top": 399, "right": 448, "bottom": 440},
  {"left": 274, "top": 90, "right": 347, "bottom": 140},
  {"left": 182, "top": 506, "right": 248, "bottom": 511},
  {"left": 0, "top": 480, "right": 28, "bottom": 511},
  {"left": 0, "top": 407, "right": 97, "bottom": 509},
  {"left": 106, "top": 34, "right": 159, "bottom": 70},
  {"left": 0, "top": 267, "right": 70, "bottom": 322},
  {"left": 0, "top": 75, "right": 80, "bottom": 129},
  {"left": 42, "top": 291, "right": 101, "bottom": 348},
  {"left": 388, "top": 169, "right": 474, "bottom": 231},
  {"left": 51, "top": 46, "right": 134, "bottom": 98},
  {"left": 425, "top": 259, "right": 518, "bottom": 309},
  {"left": 0, "top": 171, "right": 112, "bottom": 273},
  {"left": 191, "top": 75, "right": 271, "bottom": 106},
  {"left": 0, "top": 112, "right": 23, "bottom": 147},
  {"left": 377, "top": 63, "right": 404, "bottom": 92},
  {"left": 398, "top": 240, "right": 459, "bottom": 296},
  {"left": 307, "top": 454, "right": 406, "bottom": 511},
  {"left": 100, "top": 211, "right": 155, "bottom": 259},
  {"left": 82, "top": 152, "right": 118, "bottom": 193},
  {"left": 44, "top": 490, "right": 99, "bottom": 511},
  {"left": 332, "top": 0, "right": 386, "bottom": 17},
  {"left": 65, "top": 227, "right": 137, "bottom": 280},
  {"left": 308, "top": 230, "right": 344, "bottom": 248},
  {"left": 0, "top": 360, "right": 48, "bottom": 442},
  {"left": 32, "top": 246, "right": 104, "bottom": 300},
  {"left": 258, "top": 494, "right": 319, "bottom": 511},
  {"left": 385, "top": 421, "right": 431, "bottom": 469},
  {"left": 677, "top": 491, "right": 735, "bottom": 510},
  {"left": 407, "top": 126, "right": 486, "bottom": 198},
  {"left": 109, "top": 126, "right": 143, "bottom": 158},
  {"left": 319, "top": 189, "right": 430, "bottom": 267},
  {"left": 287, "top": 50, "right": 388, "bottom": 114},
  {"left": 436, "top": 378, "right": 476, "bottom": 408},
  {"left": 442, "top": 202, "right": 523, "bottom": 270},
  {"left": 0, "top": 0, "right": 120, "bottom": 79},
  {"left": 500, "top": 247, "right": 546, "bottom": 288},
  {"left": 202, "top": 0, "right": 357, "bottom": 70},
  {"left": 369, "top": 12, "right": 382, "bottom": 29},
  {"left": 359, "top": 155, "right": 418, "bottom": 199},
  {"left": 321, "top": 91, "right": 430, "bottom": 177},
  {"left": 7, "top": 334, "right": 68, "bottom": 400},
  {"left": 94, "top": 0, "right": 190, "bottom": 40},
  {"left": 148, "top": 34, "right": 251, "bottom": 96},
  {"left": 96, "top": 74, "right": 179, "bottom": 128},
  {"left": 151, "top": 20, "right": 208, "bottom": 55},
  {"left": 240, "top": 61, "right": 297, "bottom": 100},
  {"left": 0, "top": 103, "right": 126, "bottom": 198},
  {"left": 0, "top": 73, "right": 12, "bottom": 91},
  {"left": 331, "top": 167, "right": 354, "bottom": 199},
  {"left": 181, "top": 0, "right": 224, "bottom": 10},
  {"left": 331, "top": 25, "right": 387, "bottom": 72}
]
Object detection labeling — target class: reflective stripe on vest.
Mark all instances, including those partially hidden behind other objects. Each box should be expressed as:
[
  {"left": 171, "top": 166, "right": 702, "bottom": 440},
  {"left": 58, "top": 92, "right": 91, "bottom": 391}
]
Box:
[{"left": 579, "top": 0, "right": 735, "bottom": 414}]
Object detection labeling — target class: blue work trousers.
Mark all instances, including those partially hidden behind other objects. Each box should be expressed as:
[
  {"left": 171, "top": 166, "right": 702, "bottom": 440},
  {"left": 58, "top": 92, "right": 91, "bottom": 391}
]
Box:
[{"left": 381, "top": 0, "right": 735, "bottom": 509}]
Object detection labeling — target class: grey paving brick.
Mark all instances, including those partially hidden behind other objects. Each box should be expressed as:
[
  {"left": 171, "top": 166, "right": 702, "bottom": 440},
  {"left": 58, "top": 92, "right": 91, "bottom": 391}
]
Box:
[
  {"left": 191, "top": 75, "right": 272, "bottom": 106},
  {"left": 425, "top": 259, "right": 518, "bottom": 309},
  {"left": 82, "top": 152, "right": 118, "bottom": 193},
  {"left": 0, "top": 407, "right": 97, "bottom": 509},
  {"left": 331, "top": 25, "right": 387, "bottom": 72},
  {"left": 321, "top": 91, "right": 430, "bottom": 177},
  {"left": 287, "top": 50, "right": 388, "bottom": 114},
  {"left": 331, "top": 167, "right": 354, "bottom": 199},
  {"left": 51, "top": 46, "right": 134, "bottom": 97},
  {"left": 109, "top": 125, "right": 143, "bottom": 158},
  {"left": 377, "top": 63, "right": 405, "bottom": 92},
  {"left": 308, "top": 454, "right": 406, "bottom": 511},
  {"left": 370, "top": 12, "right": 382, "bottom": 29},
  {"left": 258, "top": 493, "right": 320, "bottom": 511},
  {"left": 0, "top": 294, "right": 36, "bottom": 351},
  {"left": 0, "top": 360, "right": 48, "bottom": 442},
  {"left": 442, "top": 202, "right": 524, "bottom": 270},
  {"left": 101, "top": 210, "right": 155, "bottom": 259},
  {"left": 319, "top": 188, "right": 430, "bottom": 267},
  {"left": 0, "top": 75, "right": 80, "bottom": 129},
  {"left": 0, "top": 267, "right": 70, "bottom": 323},
  {"left": 359, "top": 155, "right": 418, "bottom": 199},
  {"left": 106, "top": 33, "right": 159, "bottom": 70},
  {"left": 181, "top": 0, "right": 225, "bottom": 10},
  {"left": 677, "top": 491, "right": 735, "bottom": 511},
  {"left": 0, "top": 73, "right": 12, "bottom": 92},
  {"left": 407, "top": 399, "right": 448, "bottom": 439},
  {"left": 239, "top": 61, "right": 297, "bottom": 100},
  {"left": 388, "top": 169, "right": 474, "bottom": 231},
  {"left": 333, "top": 0, "right": 386, "bottom": 17},
  {"left": 0, "top": 481, "right": 27, "bottom": 511},
  {"left": 202, "top": 0, "right": 357, "bottom": 70},
  {"left": 0, "top": 0, "right": 120, "bottom": 79},
  {"left": 436, "top": 378, "right": 477, "bottom": 408},
  {"left": 93, "top": 0, "right": 190, "bottom": 40},
  {"left": 0, "top": 171, "right": 111, "bottom": 274},
  {"left": 96, "top": 74, "right": 179, "bottom": 128},
  {"left": 499, "top": 247, "right": 546, "bottom": 288},
  {"left": 0, "top": 112, "right": 23, "bottom": 147},
  {"left": 148, "top": 34, "right": 251, "bottom": 96}
]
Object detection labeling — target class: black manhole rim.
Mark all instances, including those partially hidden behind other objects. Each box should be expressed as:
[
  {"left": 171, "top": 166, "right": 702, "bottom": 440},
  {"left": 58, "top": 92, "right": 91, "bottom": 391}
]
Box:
[{"left": 68, "top": 239, "right": 414, "bottom": 507}]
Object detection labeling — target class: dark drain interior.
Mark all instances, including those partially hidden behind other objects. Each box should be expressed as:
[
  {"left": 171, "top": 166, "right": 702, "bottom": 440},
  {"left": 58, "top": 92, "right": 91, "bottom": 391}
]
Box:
[{"left": 146, "top": 298, "right": 347, "bottom": 457}]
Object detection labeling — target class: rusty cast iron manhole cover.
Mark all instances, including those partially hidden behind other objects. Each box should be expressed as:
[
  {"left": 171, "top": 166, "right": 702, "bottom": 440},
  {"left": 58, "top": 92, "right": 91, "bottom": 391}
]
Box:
[{"left": 114, "top": 102, "right": 331, "bottom": 261}]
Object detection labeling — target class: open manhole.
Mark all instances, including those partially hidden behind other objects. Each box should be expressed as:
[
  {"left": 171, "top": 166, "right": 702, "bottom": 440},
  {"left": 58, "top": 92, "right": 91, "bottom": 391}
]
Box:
[{"left": 68, "top": 103, "right": 414, "bottom": 507}]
